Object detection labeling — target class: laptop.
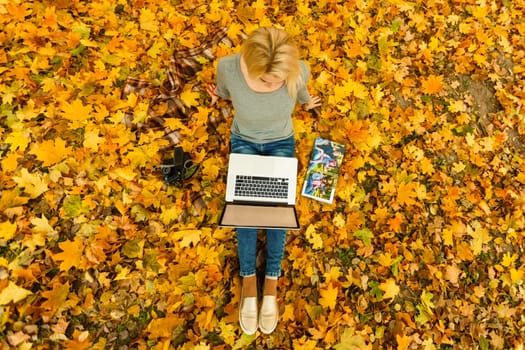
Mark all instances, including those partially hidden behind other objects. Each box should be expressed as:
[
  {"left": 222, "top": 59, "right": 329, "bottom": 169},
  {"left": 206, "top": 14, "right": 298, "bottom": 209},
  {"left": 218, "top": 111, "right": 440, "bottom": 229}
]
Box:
[{"left": 219, "top": 153, "right": 300, "bottom": 229}]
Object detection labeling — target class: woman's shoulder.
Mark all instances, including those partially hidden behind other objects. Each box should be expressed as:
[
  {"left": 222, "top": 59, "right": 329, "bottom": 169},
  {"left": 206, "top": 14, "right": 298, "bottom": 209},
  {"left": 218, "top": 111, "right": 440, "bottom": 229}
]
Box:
[{"left": 218, "top": 53, "right": 240, "bottom": 70}]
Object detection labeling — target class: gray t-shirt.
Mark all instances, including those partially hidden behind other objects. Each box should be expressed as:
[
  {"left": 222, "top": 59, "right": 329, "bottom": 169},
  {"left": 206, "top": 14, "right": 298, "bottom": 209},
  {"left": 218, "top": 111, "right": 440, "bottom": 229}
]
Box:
[{"left": 215, "top": 53, "right": 311, "bottom": 143}]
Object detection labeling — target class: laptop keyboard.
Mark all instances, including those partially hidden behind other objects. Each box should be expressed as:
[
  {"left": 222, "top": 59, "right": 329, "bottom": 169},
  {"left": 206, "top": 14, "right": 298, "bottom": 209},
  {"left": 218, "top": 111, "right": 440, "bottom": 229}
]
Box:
[{"left": 234, "top": 175, "right": 289, "bottom": 199}]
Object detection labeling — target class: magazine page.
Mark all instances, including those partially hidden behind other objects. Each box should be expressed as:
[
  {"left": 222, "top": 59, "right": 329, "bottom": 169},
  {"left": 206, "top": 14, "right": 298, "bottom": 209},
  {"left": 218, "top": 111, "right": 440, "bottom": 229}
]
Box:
[{"left": 301, "top": 137, "right": 346, "bottom": 204}]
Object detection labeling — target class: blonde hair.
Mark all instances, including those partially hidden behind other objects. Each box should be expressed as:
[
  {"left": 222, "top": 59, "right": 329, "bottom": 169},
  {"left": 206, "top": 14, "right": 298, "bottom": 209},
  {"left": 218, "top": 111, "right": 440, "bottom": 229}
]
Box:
[{"left": 240, "top": 27, "right": 303, "bottom": 99}]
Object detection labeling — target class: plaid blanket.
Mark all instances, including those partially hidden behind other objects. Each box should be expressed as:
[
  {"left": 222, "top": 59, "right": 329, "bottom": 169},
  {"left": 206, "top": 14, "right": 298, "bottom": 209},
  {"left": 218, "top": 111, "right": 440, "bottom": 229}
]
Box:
[{"left": 121, "top": 27, "right": 233, "bottom": 145}]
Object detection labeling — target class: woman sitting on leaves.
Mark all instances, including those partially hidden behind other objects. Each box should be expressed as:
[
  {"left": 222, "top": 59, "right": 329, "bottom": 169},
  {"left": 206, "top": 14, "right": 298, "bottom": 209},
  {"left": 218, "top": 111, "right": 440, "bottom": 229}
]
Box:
[{"left": 208, "top": 26, "right": 321, "bottom": 335}]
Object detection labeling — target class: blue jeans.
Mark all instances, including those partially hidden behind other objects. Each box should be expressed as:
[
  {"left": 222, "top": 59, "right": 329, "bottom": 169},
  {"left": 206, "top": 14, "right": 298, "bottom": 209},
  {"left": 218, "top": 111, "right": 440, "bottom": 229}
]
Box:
[{"left": 230, "top": 133, "right": 295, "bottom": 278}]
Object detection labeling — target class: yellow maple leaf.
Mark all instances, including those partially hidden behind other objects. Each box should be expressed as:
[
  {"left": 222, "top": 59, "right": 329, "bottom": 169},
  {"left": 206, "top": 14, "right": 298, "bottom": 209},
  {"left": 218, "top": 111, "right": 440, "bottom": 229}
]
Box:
[
  {"left": 441, "top": 228, "right": 454, "bottom": 246},
  {"left": 60, "top": 99, "right": 93, "bottom": 128},
  {"left": 376, "top": 252, "right": 393, "bottom": 267},
  {"left": 510, "top": 268, "right": 524, "bottom": 285},
  {"left": 0, "top": 281, "right": 32, "bottom": 305},
  {"left": 147, "top": 316, "right": 184, "bottom": 339},
  {"left": 305, "top": 224, "right": 323, "bottom": 249},
  {"left": 469, "top": 222, "right": 491, "bottom": 256},
  {"left": 396, "top": 334, "right": 411, "bottom": 350},
  {"left": 12, "top": 168, "right": 49, "bottom": 199},
  {"left": 396, "top": 181, "right": 418, "bottom": 206},
  {"left": 139, "top": 8, "right": 158, "bottom": 32},
  {"left": 448, "top": 99, "right": 467, "bottom": 113},
  {"left": 0, "top": 221, "right": 17, "bottom": 241},
  {"left": 379, "top": 278, "right": 400, "bottom": 300},
  {"left": 171, "top": 230, "right": 201, "bottom": 248},
  {"left": 421, "top": 75, "right": 445, "bottom": 94},
  {"left": 334, "top": 327, "right": 371, "bottom": 350},
  {"left": 83, "top": 128, "right": 104, "bottom": 150},
  {"left": 30, "top": 138, "right": 72, "bottom": 167},
  {"left": 333, "top": 213, "right": 346, "bottom": 228},
  {"left": 52, "top": 236, "right": 85, "bottom": 271},
  {"left": 5, "top": 129, "right": 31, "bottom": 151},
  {"left": 348, "top": 80, "right": 369, "bottom": 100},
  {"left": 159, "top": 205, "right": 181, "bottom": 225},
  {"left": 281, "top": 303, "right": 295, "bottom": 322},
  {"left": 501, "top": 252, "right": 518, "bottom": 267},
  {"left": 179, "top": 88, "right": 201, "bottom": 107},
  {"left": 114, "top": 266, "right": 131, "bottom": 281},
  {"left": 1, "top": 152, "right": 21, "bottom": 173},
  {"left": 319, "top": 283, "right": 338, "bottom": 310},
  {"left": 40, "top": 281, "right": 70, "bottom": 317},
  {"left": 31, "top": 215, "right": 55, "bottom": 235},
  {"left": 110, "top": 166, "right": 137, "bottom": 181},
  {"left": 201, "top": 158, "right": 220, "bottom": 181}
]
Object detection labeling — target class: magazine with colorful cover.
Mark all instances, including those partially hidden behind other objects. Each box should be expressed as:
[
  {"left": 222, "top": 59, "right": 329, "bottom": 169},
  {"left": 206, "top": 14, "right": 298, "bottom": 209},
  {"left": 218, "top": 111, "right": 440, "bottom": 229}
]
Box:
[{"left": 301, "top": 137, "right": 346, "bottom": 204}]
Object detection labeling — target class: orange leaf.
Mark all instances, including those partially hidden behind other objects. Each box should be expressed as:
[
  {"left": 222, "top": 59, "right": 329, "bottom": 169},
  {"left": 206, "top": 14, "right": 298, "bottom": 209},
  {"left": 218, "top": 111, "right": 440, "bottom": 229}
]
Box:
[
  {"left": 52, "top": 236, "right": 85, "bottom": 271},
  {"left": 396, "top": 181, "right": 418, "bottom": 206},
  {"left": 147, "top": 316, "right": 185, "bottom": 338},
  {"left": 40, "top": 282, "right": 70, "bottom": 317},
  {"left": 421, "top": 75, "right": 444, "bottom": 94},
  {"left": 396, "top": 334, "right": 411, "bottom": 350},
  {"left": 6, "top": 2, "right": 31, "bottom": 20},
  {"left": 30, "top": 138, "right": 72, "bottom": 167}
]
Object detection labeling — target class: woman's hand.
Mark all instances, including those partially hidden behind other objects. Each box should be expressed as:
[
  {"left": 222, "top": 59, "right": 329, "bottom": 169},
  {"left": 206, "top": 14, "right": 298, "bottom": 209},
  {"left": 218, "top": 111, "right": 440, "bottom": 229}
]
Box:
[
  {"left": 206, "top": 83, "right": 219, "bottom": 106},
  {"left": 304, "top": 95, "right": 322, "bottom": 111}
]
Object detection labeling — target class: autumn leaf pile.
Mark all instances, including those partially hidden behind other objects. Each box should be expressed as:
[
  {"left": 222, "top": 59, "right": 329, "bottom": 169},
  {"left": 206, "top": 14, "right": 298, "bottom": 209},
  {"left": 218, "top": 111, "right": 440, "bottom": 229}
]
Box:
[{"left": 1, "top": 0, "right": 525, "bottom": 349}]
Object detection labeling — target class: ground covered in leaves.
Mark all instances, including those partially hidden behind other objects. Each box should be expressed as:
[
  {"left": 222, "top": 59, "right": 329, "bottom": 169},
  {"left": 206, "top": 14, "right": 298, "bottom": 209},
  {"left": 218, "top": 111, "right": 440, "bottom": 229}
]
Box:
[{"left": 1, "top": 0, "right": 525, "bottom": 349}]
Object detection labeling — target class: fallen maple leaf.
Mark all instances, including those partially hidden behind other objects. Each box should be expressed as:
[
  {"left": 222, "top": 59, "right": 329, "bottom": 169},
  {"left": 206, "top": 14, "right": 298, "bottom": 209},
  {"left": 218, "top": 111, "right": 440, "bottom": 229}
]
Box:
[
  {"left": 4, "top": 129, "right": 31, "bottom": 152},
  {"left": 469, "top": 221, "right": 492, "bottom": 256},
  {"left": 60, "top": 99, "right": 93, "bottom": 128},
  {"left": 396, "top": 334, "right": 411, "bottom": 350},
  {"left": 444, "top": 264, "right": 462, "bottom": 286},
  {"left": 333, "top": 327, "right": 371, "bottom": 350},
  {"left": 305, "top": 223, "right": 323, "bottom": 249},
  {"left": 319, "top": 283, "right": 339, "bottom": 310},
  {"left": 40, "top": 282, "right": 70, "bottom": 317},
  {"left": 379, "top": 278, "right": 400, "bottom": 300},
  {"left": 31, "top": 215, "right": 56, "bottom": 235},
  {"left": 0, "top": 281, "right": 32, "bottom": 305},
  {"left": 353, "top": 227, "right": 373, "bottom": 247},
  {"left": 0, "top": 221, "right": 17, "bottom": 241},
  {"left": 30, "top": 138, "right": 72, "bottom": 167},
  {"left": 12, "top": 168, "right": 49, "bottom": 199},
  {"left": 396, "top": 181, "right": 422, "bottom": 207},
  {"left": 52, "top": 236, "right": 85, "bottom": 271},
  {"left": 421, "top": 74, "right": 445, "bottom": 94}
]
